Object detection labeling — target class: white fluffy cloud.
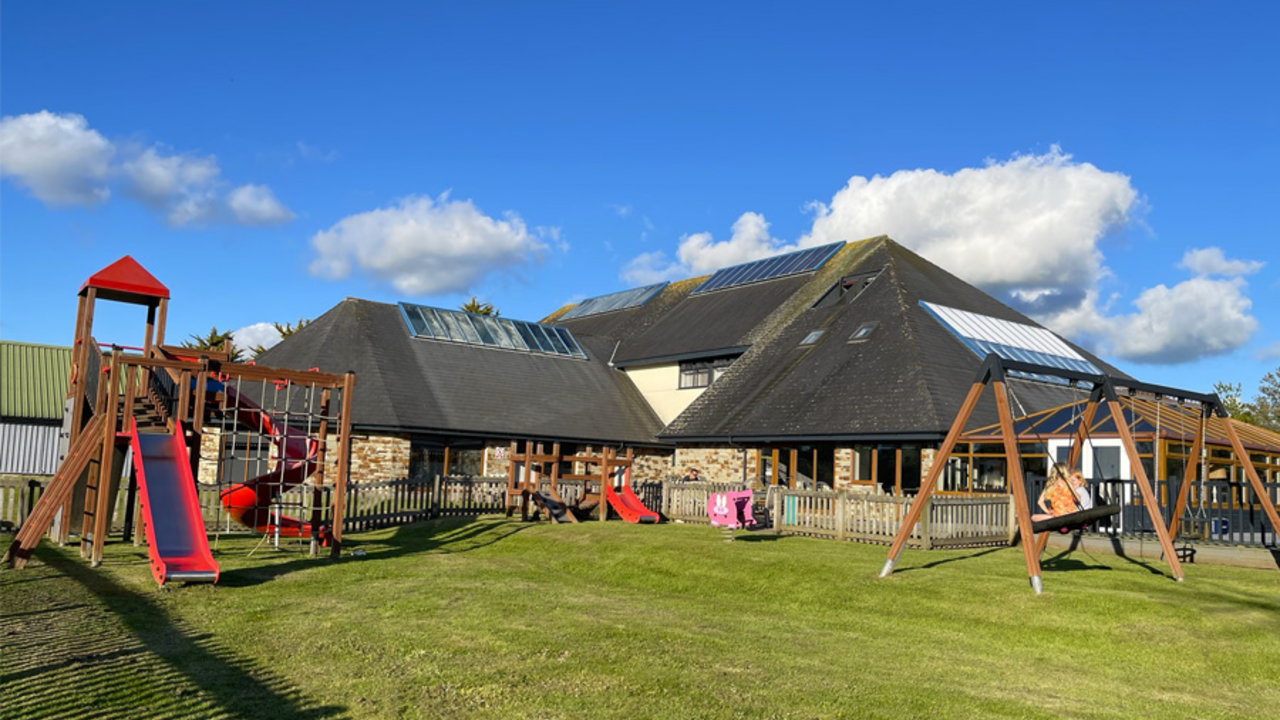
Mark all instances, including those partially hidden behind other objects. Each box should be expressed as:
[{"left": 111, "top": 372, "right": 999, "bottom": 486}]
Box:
[
  {"left": 1178, "top": 247, "right": 1264, "bottom": 277},
  {"left": 227, "top": 184, "right": 295, "bottom": 226},
  {"left": 0, "top": 110, "right": 292, "bottom": 227},
  {"left": 0, "top": 111, "right": 114, "bottom": 205},
  {"left": 122, "top": 147, "right": 222, "bottom": 225},
  {"left": 1099, "top": 277, "right": 1258, "bottom": 364},
  {"left": 624, "top": 147, "right": 1261, "bottom": 364},
  {"left": 309, "top": 193, "right": 551, "bottom": 295},
  {"left": 622, "top": 212, "right": 794, "bottom": 285},
  {"left": 804, "top": 147, "right": 1136, "bottom": 314},
  {"left": 231, "top": 322, "right": 284, "bottom": 354}
]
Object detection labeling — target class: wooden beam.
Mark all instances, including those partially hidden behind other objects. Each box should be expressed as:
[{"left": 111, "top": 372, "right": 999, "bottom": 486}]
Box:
[
  {"left": 1067, "top": 387, "right": 1103, "bottom": 470},
  {"left": 329, "top": 371, "right": 356, "bottom": 556},
  {"left": 994, "top": 378, "right": 1044, "bottom": 592},
  {"left": 881, "top": 378, "right": 987, "bottom": 577},
  {"left": 1107, "top": 395, "right": 1184, "bottom": 581},
  {"left": 1220, "top": 417, "right": 1280, "bottom": 557},
  {"left": 1168, "top": 410, "right": 1206, "bottom": 539}
]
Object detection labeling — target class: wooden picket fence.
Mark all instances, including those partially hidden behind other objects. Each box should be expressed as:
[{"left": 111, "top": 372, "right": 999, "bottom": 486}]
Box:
[{"left": 661, "top": 482, "right": 1014, "bottom": 549}]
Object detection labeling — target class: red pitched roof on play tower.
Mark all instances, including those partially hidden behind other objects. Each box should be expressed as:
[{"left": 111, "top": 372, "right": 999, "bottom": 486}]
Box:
[{"left": 80, "top": 255, "right": 170, "bottom": 300}]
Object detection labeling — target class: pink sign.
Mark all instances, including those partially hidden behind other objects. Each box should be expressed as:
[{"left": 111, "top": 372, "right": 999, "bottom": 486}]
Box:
[{"left": 707, "top": 490, "right": 756, "bottom": 529}]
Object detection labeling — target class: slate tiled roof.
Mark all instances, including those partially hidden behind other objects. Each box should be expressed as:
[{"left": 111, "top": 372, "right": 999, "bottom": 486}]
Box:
[
  {"left": 257, "top": 299, "right": 666, "bottom": 445},
  {"left": 661, "top": 237, "right": 1127, "bottom": 441}
]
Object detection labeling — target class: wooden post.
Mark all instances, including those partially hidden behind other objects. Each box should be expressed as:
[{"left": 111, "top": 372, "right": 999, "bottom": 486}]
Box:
[
  {"left": 881, "top": 372, "right": 988, "bottom": 578},
  {"left": 993, "top": 375, "right": 1042, "bottom": 591},
  {"left": 86, "top": 349, "right": 122, "bottom": 564},
  {"left": 1168, "top": 408, "right": 1206, "bottom": 538},
  {"left": 505, "top": 440, "right": 518, "bottom": 517},
  {"left": 154, "top": 297, "right": 168, "bottom": 348},
  {"left": 835, "top": 490, "right": 847, "bottom": 541},
  {"left": 1220, "top": 415, "right": 1280, "bottom": 552},
  {"left": 329, "top": 371, "right": 356, "bottom": 557},
  {"left": 310, "top": 387, "right": 331, "bottom": 557},
  {"left": 1106, "top": 390, "right": 1184, "bottom": 581},
  {"left": 599, "top": 447, "right": 610, "bottom": 522}
]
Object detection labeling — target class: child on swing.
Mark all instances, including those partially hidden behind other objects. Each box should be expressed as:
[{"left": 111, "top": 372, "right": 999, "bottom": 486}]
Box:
[
  {"left": 1032, "top": 462, "right": 1081, "bottom": 521},
  {"left": 1070, "top": 469, "right": 1093, "bottom": 510}
]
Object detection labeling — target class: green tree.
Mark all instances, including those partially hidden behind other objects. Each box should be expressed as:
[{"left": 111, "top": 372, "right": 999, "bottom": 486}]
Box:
[
  {"left": 1252, "top": 367, "right": 1280, "bottom": 432},
  {"left": 182, "top": 325, "right": 244, "bottom": 362},
  {"left": 250, "top": 318, "right": 311, "bottom": 358},
  {"left": 274, "top": 317, "right": 311, "bottom": 338},
  {"left": 460, "top": 297, "right": 498, "bottom": 316}
]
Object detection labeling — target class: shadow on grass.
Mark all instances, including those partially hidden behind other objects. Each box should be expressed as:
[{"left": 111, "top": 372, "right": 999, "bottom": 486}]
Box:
[
  {"left": 0, "top": 544, "right": 346, "bottom": 720},
  {"left": 218, "top": 514, "right": 530, "bottom": 588},
  {"left": 893, "top": 546, "right": 1005, "bottom": 573}
]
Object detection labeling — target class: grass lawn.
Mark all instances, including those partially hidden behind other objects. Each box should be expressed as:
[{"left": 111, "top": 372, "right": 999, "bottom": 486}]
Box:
[{"left": 3, "top": 517, "right": 1279, "bottom": 719}]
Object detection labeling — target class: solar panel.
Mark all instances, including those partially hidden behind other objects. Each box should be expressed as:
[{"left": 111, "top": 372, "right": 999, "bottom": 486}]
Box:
[
  {"left": 558, "top": 282, "right": 668, "bottom": 320},
  {"left": 399, "top": 303, "right": 588, "bottom": 359},
  {"left": 690, "top": 242, "right": 844, "bottom": 295},
  {"left": 921, "top": 301, "right": 1100, "bottom": 379}
]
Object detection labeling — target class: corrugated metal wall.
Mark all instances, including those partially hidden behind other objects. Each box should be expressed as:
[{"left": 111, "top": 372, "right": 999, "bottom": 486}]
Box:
[
  {"left": 1, "top": 340, "right": 72, "bottom": 421},
  {"left": 0, "top": 422, "right": 61, "bottom": 475}
]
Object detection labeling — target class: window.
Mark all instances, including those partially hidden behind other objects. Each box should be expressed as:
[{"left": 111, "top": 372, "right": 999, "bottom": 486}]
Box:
[
  {"left": 679, "top": 357, "right": 735, "bottom": 389},
  {"left": 849, "top": 321, "right": 879, "bottom": 342},
  {"left": 799, "top": 330, "right": 825, "bottom": 346},
  {"left": 812, "top": 269, "right": 883, "bottom": 309}
]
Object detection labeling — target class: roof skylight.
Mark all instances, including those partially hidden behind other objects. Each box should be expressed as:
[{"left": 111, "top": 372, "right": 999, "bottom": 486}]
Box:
[
  {"left": 800, "top": 330, "right": 825, "bottom": 346},
  {"left": 559, "top": 282, "right": 668, "bottom": 320},
  {"left": 690, "top": 242, "right": 844, "bottom": 295},
  {"left": 921, "top": 301, "right": 1100, "bottom": 378},
  {"left": 400, "top": 303, "right": 588, "bottom": 359}
]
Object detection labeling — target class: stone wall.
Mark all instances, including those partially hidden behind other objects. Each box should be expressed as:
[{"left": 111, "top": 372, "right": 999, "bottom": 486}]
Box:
[
  {"left": 674, "top": 446, "right": 758, "bottom": 485},
  {"left": 348, "top": 432, "right": 410, "bottom": 483},
  {"left": 631, "top": 448, "right": 676, "bottom": 483}
]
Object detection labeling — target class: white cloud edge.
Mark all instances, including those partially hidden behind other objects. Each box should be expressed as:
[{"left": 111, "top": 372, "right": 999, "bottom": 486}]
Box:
[{"left": 0, "top": 110, "right": 293, "bottom": 227}]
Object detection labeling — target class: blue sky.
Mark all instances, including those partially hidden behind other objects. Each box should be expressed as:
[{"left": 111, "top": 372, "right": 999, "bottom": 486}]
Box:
[{"left": 2, "top": 2, "right": 1277, "bottom": 396}]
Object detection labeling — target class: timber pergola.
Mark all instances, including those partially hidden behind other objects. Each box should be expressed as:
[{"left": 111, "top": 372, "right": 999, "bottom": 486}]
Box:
[{"left": 878, "top": 354, "right": 1280, "bottom": 594}]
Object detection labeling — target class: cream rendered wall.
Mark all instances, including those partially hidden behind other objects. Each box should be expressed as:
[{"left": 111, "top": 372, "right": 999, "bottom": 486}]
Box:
[{"left": 623, "top": 363, "right": 706, "bottom": 425}]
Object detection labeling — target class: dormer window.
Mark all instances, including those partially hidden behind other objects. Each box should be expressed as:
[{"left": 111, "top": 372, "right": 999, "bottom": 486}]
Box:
[
  {"left": 812, "top": 268, "right": 883, "bottom": 309},
  {"left": 679, "top": 357, "right": 735, "bottom": 389}
]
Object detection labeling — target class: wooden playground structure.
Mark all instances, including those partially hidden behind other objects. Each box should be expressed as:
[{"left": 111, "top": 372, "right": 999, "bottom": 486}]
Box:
[
  {"left": 879, "top": 355, "right": 1280, "bottom": 593},
  {"left": 505, "top": 442, "right": 656, "bottom": 523},
  {"left": 2, "top": 256, "right": 357, "bottom": 584}
]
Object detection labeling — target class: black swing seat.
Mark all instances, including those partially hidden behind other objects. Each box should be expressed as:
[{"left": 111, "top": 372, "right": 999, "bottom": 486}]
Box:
[{"left": 1031, "top": 504, "right": 1122, "bottom": 534}]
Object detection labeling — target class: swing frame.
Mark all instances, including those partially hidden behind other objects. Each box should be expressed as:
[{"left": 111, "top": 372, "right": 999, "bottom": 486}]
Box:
[{"left": 877, "top": 354, "right": 1280, "bottom": 594}]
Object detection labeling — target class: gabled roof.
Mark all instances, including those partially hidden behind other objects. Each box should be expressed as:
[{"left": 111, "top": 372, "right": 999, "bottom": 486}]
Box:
[
  {"left": 80, "top": 255, "right": 169, "bottom": 303},
  {"left": 660, "top": 237, "right": 1127, "bottom": 442},
  {"left": 1, "top": 341, "right": 71, "bottom": 421},
  {"left": 258, "top": 299, "right": 667, "bottom": 446}
]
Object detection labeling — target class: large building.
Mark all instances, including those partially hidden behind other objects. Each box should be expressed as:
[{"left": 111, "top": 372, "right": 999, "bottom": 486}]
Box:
[{"left": 260, "top": 236, "right": 1125, "bottom": 490}]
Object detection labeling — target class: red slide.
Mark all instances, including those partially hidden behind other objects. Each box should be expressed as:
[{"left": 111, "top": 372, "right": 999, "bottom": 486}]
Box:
[
  {"left": 130, "top": 420, "right": 219, "bottom": 585},
  {"left": 604, "top": 468, "right": 660, "bottom": 524},
  {"left": 218, "top": 386, "right": 329, "bottom": 541}
]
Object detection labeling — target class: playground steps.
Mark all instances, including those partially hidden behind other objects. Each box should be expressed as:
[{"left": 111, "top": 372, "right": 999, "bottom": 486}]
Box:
[{"left": 4, "top": 413, "right": 108, "bottom": 568}]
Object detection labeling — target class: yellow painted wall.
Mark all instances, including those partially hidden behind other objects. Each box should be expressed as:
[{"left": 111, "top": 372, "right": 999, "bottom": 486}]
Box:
[{"left": 623, "top": 363, "right": 706, "bottom": 425}]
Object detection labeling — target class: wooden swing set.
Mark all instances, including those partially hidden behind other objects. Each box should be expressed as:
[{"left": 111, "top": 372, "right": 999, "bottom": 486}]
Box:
[{"left": 878, "top": 355, "right": 1280, "bottom": 594}]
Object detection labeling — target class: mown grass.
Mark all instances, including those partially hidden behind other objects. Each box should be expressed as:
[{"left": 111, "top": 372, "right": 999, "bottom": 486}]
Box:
[{"left": 3, "top": 518, "right": 1279, "bottom": 719}]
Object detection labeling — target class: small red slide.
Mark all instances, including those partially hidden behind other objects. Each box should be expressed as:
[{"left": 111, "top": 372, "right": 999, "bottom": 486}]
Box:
[
  {"left": 130, "top": 420, "right": 219, "bottom": 585},
  {"left": 604, "top": 468, "right": 660, "bottom": 524}
]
